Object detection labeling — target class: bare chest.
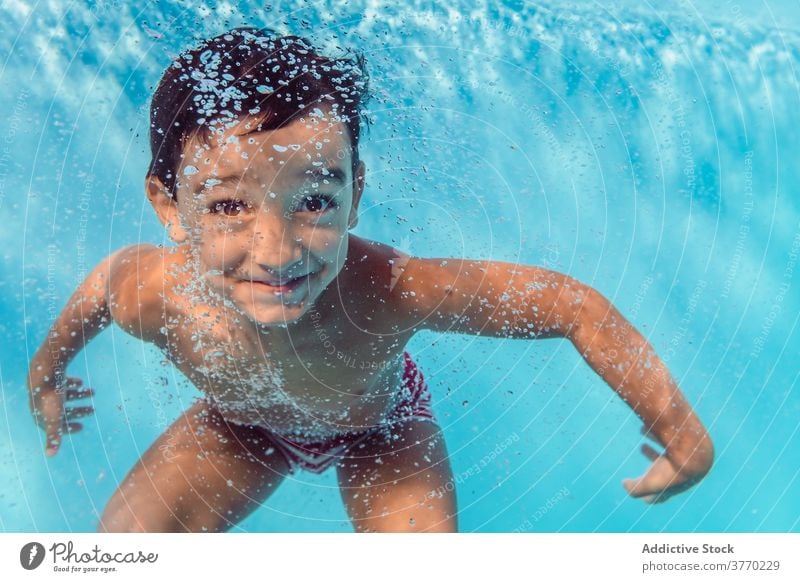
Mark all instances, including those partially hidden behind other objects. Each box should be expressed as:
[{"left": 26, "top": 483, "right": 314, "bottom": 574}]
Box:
[{"left": 163, "top": 310, "right": 412, "bottom": 438}]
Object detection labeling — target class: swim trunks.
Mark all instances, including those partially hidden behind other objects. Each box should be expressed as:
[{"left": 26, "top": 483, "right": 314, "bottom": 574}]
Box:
[{"left": 265, "top": 351, "right": 436, "bottom": 475}]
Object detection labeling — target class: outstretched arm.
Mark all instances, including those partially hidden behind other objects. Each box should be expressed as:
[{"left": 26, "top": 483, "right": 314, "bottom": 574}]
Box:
[
  {"left": 392, "top": 256, "right": 714, "bottom": 502},
  {"left": 27, "top": 244, "right": 159, "bottom": 455},
  {"left": 563, "top": 282, "right": 714, "bottom": 502}
]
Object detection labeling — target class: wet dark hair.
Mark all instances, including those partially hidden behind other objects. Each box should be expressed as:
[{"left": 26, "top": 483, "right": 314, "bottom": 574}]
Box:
[{"left": 147, "top": 27, "right": 371, "bottom": 198}]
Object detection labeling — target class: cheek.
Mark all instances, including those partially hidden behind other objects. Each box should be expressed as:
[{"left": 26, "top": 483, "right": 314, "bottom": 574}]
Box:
[
  {"left": 193, "top": 223, "right": 250, "bottom": 266},
  {"left": 303, "top": 222, "right": 349, "bottom": 261}
]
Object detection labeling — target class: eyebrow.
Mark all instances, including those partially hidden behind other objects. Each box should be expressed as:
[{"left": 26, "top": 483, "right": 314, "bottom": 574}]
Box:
[
  {"left": 195, "top": 175, "right": 241, "bottom": 192},
  {"left": 297, "top": 166, "right": 347, "bottom": 184},
  {"left": 194, "top": 165, "right": 348, "bottom": 194}
]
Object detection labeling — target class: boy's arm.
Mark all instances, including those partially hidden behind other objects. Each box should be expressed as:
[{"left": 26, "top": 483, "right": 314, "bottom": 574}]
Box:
[
  {"left": 393, "top": 257, "right": 714, "bottom": 502},
  {"left": 27, "top": 244, "right": 161, "bottom": 455}
]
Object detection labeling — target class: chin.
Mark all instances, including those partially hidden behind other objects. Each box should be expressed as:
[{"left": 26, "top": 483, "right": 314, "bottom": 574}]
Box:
[{"left": 243, "top": 303, "right": 303, "bottom": 326}]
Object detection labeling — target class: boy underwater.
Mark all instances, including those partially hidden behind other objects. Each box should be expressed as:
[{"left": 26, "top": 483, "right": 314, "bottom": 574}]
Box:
[{"left": 28, "top": 27, "right": 713, "bottom": 532}]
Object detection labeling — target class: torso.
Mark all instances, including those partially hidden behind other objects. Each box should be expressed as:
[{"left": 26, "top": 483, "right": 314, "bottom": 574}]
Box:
[{"left": 117, "top": 235, "right": 417, "bottom": 441}]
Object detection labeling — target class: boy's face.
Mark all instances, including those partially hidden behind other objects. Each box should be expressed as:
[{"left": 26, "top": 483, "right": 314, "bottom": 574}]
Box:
[{"left": 149, "top": 112, "right": 365, "bottom": 327}]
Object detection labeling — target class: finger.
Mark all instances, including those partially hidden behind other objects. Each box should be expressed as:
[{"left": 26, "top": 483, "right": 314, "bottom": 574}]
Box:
[
  {"left": 650, "top": 491, "right": 672, "bottom": 505},
  {"left": 623, "top": 478, "right": 645, "bottom": 496},
  {"left": 641, "top": 443, "right": 661, "bottom": 462},
  {"left": 623, "top": 476, "right": 661, "bottom": 498},
  {"left": 45, "top": 425, "right": 63, "bottom": 457},
  {"left": 640, "top": 425, "right": 661, "bottom": 444},
  {"left": 37, "top": 394, "right": 66, "bottom": 431},
  {"left": 45, "top": 420, "right": 85, "bottom": 455},
  {"left": 65, "top": 388, "right": 94, "bottom": 401},
  {"left": 64, "top": 406, "right": 94, "bottom": 420},
  {"left": 59, "top": 378, "right": 83, "bottom": 394},
  {"left": 646, "top": 488, "right": 674, "bottom": 504}
]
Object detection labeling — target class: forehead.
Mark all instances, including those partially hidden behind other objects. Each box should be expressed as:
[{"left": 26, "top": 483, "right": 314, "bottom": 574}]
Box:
[{"left": 183, "top": 113, "right": 352, "bottom": 171}]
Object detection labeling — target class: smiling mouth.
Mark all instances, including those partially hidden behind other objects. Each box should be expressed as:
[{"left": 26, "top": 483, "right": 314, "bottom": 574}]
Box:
[{"left": 249, "top": 273, "right": 313, "bottom": 294}]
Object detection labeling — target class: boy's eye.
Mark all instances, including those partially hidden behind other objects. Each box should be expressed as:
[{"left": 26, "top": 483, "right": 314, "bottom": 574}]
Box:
[
  {"left": 298, "top": 194, "right": 338, "bottom": 213},
  {"left": 209, "top": 199, "right": 249, "bottom": 217}
]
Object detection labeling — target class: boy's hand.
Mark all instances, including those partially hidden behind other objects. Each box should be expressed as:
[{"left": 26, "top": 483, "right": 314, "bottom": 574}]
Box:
[
  {"left": 29, "top": 376, "right": 95, "bottom": 457},
  {"left": 622, "top": 426, "right": 711, "bottom": 504}
]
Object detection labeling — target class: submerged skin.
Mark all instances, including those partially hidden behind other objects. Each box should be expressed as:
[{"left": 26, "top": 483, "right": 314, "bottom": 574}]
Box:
[{"left": 28, "top": 114, "right": 714, "bottom": 532}]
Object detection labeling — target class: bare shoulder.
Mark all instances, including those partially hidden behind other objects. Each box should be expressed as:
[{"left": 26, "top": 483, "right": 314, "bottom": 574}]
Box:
[
  {"left": 333, "top": 235, "right": 416, "bottom": 330},
  {"left": 341, "top": 236, "right": 457, "bottom": 302},
  {"left": 107, "top": 244, "right": 175, "bottom": 340},
  {"left": 344, "top": 234, "right": 412, "bottom": 294},
  {"left": 387, "top": 251, "right": 455, "bottom": 298},
  {"left": 347, "top": 234, "right": 410, "bottom": 263}
]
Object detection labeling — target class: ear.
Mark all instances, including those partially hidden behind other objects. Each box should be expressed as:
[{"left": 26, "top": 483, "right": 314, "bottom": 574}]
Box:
[
  {"left": 348, "top": 159, "right": 366, "bottom": 230},
  {"left": 146, "top": 176, "right": 188, "bottom": 243}
]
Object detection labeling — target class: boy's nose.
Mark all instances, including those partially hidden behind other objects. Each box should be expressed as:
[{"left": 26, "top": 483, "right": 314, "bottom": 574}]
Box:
[{"left": 247, "top": 212, "right": 303, "bottom": 274}]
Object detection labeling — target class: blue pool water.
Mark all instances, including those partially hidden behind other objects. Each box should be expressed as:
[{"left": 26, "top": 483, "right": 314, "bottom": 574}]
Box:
[{"left": 1, "top": 0, "right": 799, "bottom": 532}]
